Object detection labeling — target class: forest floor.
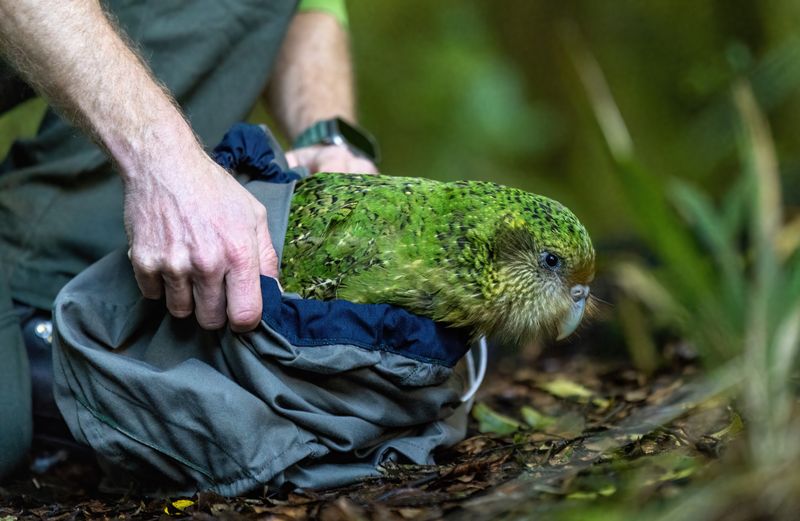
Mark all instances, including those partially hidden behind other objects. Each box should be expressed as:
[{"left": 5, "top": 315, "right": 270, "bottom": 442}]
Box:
[{"left": 0, "top": 343, "right": 739, "bottom": 521}]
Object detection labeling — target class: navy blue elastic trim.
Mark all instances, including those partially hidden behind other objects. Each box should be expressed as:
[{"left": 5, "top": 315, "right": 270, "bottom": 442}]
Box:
[
  {"left": 259, "top": 277, "right": 471, "bottom": 368},
  {"left": 212, "top": 123, "right": 301, "bottom": 183},
  {"left": 215, "top": 123, "right": 470, "bottom": 367}
]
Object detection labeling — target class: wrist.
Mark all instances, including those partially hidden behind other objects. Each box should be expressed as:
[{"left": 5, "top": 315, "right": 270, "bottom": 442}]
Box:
[
  {"left": 111, "top": 109, "right": 205, "bottom": 183},
  {"left": 293, "top": 116, "right": 380, "bottom": 163}
]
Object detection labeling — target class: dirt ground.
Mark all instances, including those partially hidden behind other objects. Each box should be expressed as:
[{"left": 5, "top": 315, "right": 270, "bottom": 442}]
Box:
[{"left": 0, "top": 341, "right": 737, "bottom": 521}]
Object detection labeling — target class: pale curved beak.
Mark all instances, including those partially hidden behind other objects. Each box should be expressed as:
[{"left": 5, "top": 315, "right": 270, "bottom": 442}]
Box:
[{"left": 557, "top": 284, "right": 590, "bottom": 340}]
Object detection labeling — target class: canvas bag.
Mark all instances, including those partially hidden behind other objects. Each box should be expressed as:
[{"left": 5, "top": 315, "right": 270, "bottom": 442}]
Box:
[{"left": 51, "top": 125, "right": 475, "bottom": 496}]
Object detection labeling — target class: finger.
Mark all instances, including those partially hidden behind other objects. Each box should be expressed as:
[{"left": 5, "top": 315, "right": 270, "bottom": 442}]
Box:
[
  {"left": 130, "top": 250, "right": 164, "bottom": 300},
  {"left": 225, "top": 242, "right": 263, "bottom": 332},
  {"left": 192, "top": 268, "right": 227, "bottom": 330},
  {"left": 255, "top": 206, "right": 279, "bottom": 279},
  {"left": 163, "top": 271, "right": 194, "bottom": 319},
  {"left": 285, "top": 150, "right": 300, "bottom": 168},
  {"left": 257, "top": 227, "right": 282, "bottom": 294},
  {"left": 348, "top": 157, "right": 379, "bottom": 174},
  {"left": 320, "top": 157, "right": 350, "bottom": 173},
  {"left": 285, "top": 147, "right": 317, "bottom": 169}
]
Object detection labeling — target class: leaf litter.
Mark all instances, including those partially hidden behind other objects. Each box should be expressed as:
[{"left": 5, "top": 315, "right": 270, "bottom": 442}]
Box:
[{"left": 0, "top": 348, "right": 739, "bottom": 521}]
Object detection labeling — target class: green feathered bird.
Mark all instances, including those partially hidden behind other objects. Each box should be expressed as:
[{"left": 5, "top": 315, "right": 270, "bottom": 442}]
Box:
[{"left": 280, "top": 173, "right": 595, "bottom": 344}]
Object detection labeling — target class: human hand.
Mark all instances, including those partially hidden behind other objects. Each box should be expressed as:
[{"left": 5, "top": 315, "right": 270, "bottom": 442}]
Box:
[
  {"left": 124, "top": 153, "right": 278, "bottom": 332},
  {"left": 286, "top": 144, "right": 378, "bottom": 174}
]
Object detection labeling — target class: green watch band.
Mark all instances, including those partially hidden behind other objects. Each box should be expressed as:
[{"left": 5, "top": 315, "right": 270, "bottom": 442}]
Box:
[{"left": 293, "top": 117, "right": 380, "bottom": 163}]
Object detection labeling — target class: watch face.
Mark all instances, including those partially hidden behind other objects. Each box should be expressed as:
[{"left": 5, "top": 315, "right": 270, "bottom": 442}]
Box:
[{"left": 335, "top": 118, "right": 379, "bottom": 161}]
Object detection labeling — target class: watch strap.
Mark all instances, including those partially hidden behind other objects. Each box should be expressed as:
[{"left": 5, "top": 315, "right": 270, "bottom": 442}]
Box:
[
  {"left": 293, "top": 120, "right": 335, "bottom": 150},
  {"left": 292, "top": 117, "right": 380, "bottom": 163}
]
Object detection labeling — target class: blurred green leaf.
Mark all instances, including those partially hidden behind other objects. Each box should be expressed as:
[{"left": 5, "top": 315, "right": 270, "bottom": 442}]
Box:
[
  {"left": 520, "top": 406, "right": 556, "bottom": 430},
  {"left": 539, "top": 378, "right": 610, "bottom": 409},
  {"left": 0, "top": 97, "right": 47, "bottom": 161},
  {"left": 472, "top": 402, "right": 522, "bottom": 436},
  {"left": 566, "top": 484, "right": 616, "bottom": 501},
  {"left": 669, "top": 179, "right": 746, "bottom": 322},
  {"left": 616, "top": 294, "right": 661, "bottom": 374}
]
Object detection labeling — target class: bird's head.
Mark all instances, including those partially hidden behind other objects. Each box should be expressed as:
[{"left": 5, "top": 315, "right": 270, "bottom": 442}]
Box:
[{"left": 479, "top": 194, "right": 595, "bottom": 344}]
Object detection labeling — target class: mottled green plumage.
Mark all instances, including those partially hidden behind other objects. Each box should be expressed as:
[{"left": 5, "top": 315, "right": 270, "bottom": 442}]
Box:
[{"left": 281, "top": 173, "right": 594, "bottom": 343}]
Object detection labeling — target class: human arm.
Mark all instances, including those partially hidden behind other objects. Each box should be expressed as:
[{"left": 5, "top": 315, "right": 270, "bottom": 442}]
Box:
[
  {"left": 0, "top": 0, "right": 275, "bottom": 331},
  {"left": 267, "top": 10, "right": 378, "bottom": 173}
]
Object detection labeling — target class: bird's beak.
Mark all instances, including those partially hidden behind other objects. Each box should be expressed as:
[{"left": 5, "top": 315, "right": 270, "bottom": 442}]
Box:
[{"left": 557, "top": 284, "right": 590, "bottom": 340}]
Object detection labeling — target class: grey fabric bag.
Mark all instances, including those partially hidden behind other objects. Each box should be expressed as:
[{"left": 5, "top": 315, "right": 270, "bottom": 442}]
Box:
[{"left": 51, "top": 132, "right": 472, "bottom": 496}]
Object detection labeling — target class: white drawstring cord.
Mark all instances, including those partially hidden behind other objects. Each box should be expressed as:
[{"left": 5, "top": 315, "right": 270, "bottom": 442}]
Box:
[{"left": 460, "top": 336, "right": 488, "bottom": 404}]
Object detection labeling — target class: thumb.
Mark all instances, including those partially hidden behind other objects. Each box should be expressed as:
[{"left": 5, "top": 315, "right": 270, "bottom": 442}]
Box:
[
  {"left": 256, "top": 208, "right": 279, "bottom": 279},
  {"left": 285, "top": 149, "right": 300, "bottom": 169}
]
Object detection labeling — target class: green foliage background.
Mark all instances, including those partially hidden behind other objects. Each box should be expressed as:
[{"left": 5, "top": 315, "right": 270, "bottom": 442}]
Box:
[
  {"left": 4, "top": 1, "right": 800, "bottom": 245},
  {"left": 349, "top": 0, "right": 800, "bottom": 242}
]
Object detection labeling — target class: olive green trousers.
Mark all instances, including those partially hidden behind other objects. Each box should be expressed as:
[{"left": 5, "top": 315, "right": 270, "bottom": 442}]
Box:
[{"left": 0, "top": 275, "right": 31, "bottom": 477}]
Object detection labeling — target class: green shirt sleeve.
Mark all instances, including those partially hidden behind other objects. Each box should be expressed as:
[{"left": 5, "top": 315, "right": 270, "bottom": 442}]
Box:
[{"left": 297, "top": 0, "right": 349, "bottom": 29}]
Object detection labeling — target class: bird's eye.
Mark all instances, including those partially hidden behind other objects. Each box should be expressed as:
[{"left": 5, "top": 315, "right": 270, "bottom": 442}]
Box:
[{"left": 540, "top": 251, "right": 561, "bottom": 271}]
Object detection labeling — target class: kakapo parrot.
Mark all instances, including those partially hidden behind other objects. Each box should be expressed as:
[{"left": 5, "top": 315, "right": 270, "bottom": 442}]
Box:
[{"left": 280, "top": 173, "right": 595, "bottom": 344}]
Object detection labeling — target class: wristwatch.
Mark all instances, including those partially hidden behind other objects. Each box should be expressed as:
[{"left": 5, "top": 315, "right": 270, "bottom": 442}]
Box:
[{"left": 293, "top": 117, "right": 381, "bottom": 163}]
